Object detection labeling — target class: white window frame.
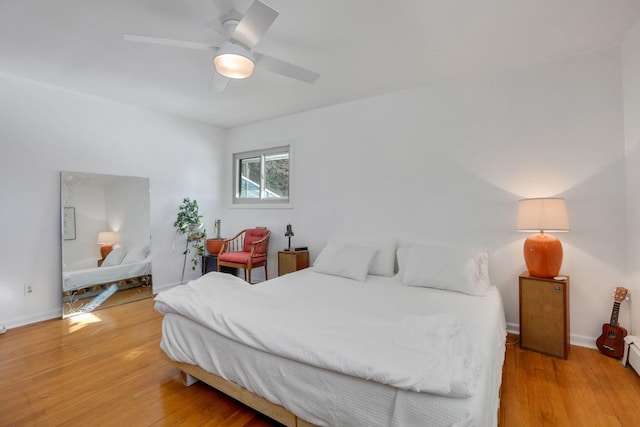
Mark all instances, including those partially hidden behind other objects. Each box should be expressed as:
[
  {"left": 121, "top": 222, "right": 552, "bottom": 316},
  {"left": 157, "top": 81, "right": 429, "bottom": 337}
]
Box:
[{"left": 232, "top": 144, "right": 291, "bottom": 206}]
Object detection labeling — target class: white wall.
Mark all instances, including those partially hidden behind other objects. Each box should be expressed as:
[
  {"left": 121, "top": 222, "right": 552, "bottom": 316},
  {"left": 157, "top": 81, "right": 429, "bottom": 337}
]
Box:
[
  {"left": 623, "top": 19, "right": 640, "bottom": 336},
  {"left": 0, "top": 72, "right": 226, "bottom": 327},
  {"left": 224, "top": 47, "right": 628, "bottom": 346}
]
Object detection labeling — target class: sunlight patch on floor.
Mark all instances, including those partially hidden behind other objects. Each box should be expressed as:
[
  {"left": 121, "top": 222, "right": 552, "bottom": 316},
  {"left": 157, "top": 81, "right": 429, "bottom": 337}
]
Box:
[{"left": 66, "top": 313, "right": 102, "bottom": 333}]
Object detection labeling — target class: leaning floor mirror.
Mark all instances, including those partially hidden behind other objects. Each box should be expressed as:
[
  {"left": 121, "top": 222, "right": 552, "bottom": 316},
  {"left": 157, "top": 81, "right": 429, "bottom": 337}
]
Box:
[{"left": 61, "top": 171, "right": 152, "bottom": 318}]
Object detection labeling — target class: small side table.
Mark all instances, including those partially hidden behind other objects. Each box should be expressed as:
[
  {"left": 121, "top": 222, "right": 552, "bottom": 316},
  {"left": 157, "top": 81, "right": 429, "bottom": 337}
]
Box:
[
  {"left": 519, "top": 272, "right": 570, "bottom": 359},
  {"left": 202, "top": 239, "right": 237, "bottom": 276},
  {"left": 278, "top": 250, "right": 310, "bottom": 276}
]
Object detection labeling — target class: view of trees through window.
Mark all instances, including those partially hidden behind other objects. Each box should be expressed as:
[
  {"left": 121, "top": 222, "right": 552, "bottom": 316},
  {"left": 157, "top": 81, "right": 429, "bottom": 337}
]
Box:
[
  {"left": 235, "top": 146, "right": 289, "bottom": 203},
  {"left": 264, "top": 153, "right": 289, "bottom": 198}
]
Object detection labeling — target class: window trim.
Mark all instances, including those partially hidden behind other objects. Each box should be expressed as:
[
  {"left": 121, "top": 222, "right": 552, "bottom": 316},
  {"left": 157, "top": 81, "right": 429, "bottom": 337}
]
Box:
[{"left": 232, "top": 144, "right": 291, "bottom": 206}]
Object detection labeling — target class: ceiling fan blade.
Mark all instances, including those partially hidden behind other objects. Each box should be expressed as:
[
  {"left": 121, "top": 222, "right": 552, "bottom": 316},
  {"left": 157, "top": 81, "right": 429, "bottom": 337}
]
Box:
[
  {"left": 210, "top": 72, "right": 231, "bottom": 92},
  {"left": 231, "top": 0, "right": 279, "bottom": 49},
  {"left": 123, "top": 34, "right": 218, "bottom": 51},
  {"left": 254, "top": 53, "right": 320, "bottom": 84}
]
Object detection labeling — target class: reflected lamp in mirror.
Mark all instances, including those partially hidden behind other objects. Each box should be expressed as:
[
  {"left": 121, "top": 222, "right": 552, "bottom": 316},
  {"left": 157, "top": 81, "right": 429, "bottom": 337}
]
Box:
[
  {"left": 517, "top": 198, "right": 570, "bottom": 278},
  {"left": 284, "top": 224, "right": 294, "bottom": 250},
  {"left": 97, "top": 231, "right": 118, "bottom": 259}
]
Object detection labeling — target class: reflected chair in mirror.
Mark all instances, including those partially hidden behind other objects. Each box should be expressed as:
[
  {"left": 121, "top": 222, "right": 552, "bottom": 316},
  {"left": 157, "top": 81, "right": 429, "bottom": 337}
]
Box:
[{"left": 218, "top": 227, "right": 270, "bottom": 284}]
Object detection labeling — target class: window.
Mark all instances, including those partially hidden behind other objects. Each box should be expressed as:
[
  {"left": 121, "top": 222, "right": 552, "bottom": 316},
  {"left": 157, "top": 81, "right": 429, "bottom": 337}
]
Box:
[{"left": 233, "top": 145, "right": 290, "bottom": 205}]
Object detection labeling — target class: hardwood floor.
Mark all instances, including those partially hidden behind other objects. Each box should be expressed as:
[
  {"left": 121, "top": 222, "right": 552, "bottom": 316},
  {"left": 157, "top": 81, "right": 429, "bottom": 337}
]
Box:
[
  {"left": 1, "top": 297, "right": 640, "bottom": 426},
  {"left": 0, "top": 297, "right": 277, "bottom": 427},
  {"left": 500, "top": 335, "right": 640, "bottom": 426}
]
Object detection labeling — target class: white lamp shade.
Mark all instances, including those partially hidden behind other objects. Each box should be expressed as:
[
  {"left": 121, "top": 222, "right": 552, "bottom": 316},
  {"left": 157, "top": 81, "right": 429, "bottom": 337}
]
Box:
[
  {"left": 214, "top": 42, "right": 255, "bottom": 79},
  {"left": 517, "top": 198, "right": 570, "bottom": 232},
  {"left": 97, "top": 231, "right": 118, "bottom": 244}
]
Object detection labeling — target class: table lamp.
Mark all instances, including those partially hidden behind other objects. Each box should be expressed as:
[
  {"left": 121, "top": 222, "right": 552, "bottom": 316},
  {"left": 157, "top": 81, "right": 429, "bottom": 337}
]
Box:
[
  {"left": 284, "top": 224, "right": 294, "bottom": 250},
  {"left": 517, "top": 198, "right": 570, "bottom": 278},
  {"left": 97, "top": 231, "right": 118, "bottom": 259}
]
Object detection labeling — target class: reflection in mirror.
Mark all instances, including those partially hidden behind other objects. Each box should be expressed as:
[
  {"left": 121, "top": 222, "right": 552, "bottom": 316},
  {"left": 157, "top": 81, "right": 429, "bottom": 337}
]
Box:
[{"left": 61, "top": 171, "right": 152, "bottom": 318}]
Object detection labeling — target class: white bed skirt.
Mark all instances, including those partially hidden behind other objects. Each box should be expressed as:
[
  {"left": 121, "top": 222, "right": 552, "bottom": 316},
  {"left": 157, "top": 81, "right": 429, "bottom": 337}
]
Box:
[{"left": 162, "top": 313, "right": 480, "bottom": 426}]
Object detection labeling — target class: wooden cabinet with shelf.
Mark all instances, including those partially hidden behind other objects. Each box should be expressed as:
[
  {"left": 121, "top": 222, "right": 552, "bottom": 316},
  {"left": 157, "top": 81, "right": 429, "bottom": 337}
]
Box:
[
  {"left": 519, "top": 272, "right": 570, "bottom": 359},
  {"left": 278, "top": 250, "right": 309, "bottom": 276}
]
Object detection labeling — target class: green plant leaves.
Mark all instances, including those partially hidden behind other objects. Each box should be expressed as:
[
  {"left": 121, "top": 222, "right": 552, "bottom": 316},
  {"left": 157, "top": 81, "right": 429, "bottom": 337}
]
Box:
[{"left": 175, "top": 198, "right": 206, "bottom": 282}]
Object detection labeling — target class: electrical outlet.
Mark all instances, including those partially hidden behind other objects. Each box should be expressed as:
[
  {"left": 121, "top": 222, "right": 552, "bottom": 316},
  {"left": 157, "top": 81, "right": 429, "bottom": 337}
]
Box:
[
  {"left": 24, "top": 284, "right": 33, "bottom": 296},
  {"left": 0, "top": 324, "right": 6, "bottom": 334}
]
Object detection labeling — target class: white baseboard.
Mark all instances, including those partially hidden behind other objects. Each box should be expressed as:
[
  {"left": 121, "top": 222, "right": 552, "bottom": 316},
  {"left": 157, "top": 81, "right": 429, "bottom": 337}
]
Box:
[
  {"left": 2, "top": 281, "right": 182, "bottom": 332},
  {"left": 4, "top": 308, "right": 62, "bottom": 331},
  {"left": 506, "top": 322, "right": 597, "bottom": 350},
  {"left": 569, "top": 333, "right": 597, "bottom": 349},
  {"left": 506, "top": 322, "right": 520, "bottom": 335}
]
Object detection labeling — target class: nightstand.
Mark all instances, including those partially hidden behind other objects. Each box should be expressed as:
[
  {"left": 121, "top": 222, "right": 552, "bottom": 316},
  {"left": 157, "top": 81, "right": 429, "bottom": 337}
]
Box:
[
  {"left": 202, "top": 239, "right": 236, "bottom": 276},
  {"left": 278, "top": 250, "right": 309, "bottom": 276},
  {"left": 519, "top": 272, "right": 570, "bottom": 359}
]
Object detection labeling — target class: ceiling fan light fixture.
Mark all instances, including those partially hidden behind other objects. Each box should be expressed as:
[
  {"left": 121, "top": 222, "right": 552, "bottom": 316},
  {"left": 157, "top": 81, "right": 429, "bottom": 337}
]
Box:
[{"left": 214, "top": 42, "right": 255, "bottom": 79}]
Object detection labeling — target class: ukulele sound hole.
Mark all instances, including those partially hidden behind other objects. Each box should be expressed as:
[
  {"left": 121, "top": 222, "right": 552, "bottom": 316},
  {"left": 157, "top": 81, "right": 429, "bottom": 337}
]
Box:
[{"left": 608, "top": 331, "right": 617, "bottom": 338}]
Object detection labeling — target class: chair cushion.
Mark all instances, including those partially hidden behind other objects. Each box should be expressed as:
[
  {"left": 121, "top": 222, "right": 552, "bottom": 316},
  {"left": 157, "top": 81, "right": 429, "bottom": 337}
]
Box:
[
  {"left": 219, "top": 251, "right": 266, "bottom": 265},
  {"left": 243, "top": 228, "right": 269, "bottom": 252}
]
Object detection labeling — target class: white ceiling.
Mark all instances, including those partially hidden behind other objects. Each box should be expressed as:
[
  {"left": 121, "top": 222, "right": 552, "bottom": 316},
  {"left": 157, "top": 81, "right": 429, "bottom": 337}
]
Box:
[{"left": 1, "top": 0, "right": 639, "bottom": 129}]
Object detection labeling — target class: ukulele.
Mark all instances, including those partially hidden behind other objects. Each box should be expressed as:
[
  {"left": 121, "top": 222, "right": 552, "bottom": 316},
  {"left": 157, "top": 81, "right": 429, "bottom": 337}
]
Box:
[{"left": 596, "top": 287, "right": 629, "bottom": 358}]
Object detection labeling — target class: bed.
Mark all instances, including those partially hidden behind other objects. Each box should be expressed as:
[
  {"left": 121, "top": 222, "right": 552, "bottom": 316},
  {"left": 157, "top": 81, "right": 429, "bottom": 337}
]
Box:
[
  {"left": 155, "top": 240, "right": 507, "bottom": 427},
  {"left": 62, "top": 245, "right": 151, "bottom": 292}
]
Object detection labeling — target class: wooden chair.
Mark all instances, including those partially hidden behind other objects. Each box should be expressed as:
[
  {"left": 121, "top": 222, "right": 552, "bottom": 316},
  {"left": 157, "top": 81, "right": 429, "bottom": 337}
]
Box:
[{"left": 217, "top": 227, "right": 270, "bottom": 284}]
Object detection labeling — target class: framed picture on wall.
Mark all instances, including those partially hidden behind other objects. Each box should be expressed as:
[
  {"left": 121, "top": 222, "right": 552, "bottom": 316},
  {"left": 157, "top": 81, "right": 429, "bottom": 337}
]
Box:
[{"left": 63, "top": 207, "right": 76, "bottom": 240}]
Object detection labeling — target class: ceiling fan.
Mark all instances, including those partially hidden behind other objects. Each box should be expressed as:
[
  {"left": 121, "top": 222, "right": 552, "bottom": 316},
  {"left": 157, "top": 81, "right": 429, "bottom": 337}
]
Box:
[{"left": 124, "top": 0, "right": 320, "bottom": 91}]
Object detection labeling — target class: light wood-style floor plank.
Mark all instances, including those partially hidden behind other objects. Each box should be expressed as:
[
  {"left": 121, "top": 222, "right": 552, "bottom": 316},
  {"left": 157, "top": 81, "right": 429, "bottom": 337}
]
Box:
[
  {"left": 500, "top": 335, "right": 640, "bottom": 427},
  {"left": 0, "top": 298, "right": 278, "bottom": 427},
  {"left": 2, "top": 299, "right": 640, "bottom": 426}
]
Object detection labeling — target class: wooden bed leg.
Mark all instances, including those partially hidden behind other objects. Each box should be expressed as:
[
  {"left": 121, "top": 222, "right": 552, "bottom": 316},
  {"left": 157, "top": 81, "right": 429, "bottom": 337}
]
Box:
[{"left": 180, "top": 371, "right": 199, "bottom": 387}]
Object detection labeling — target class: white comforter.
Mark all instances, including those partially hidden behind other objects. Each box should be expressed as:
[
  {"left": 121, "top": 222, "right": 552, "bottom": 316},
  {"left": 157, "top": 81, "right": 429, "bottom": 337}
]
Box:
[
  {"left": 62, "top": 256, "right": 152, "bottom": 292},
  {"left": 154, "top": 271, "right": 481, "bottom": 397}
]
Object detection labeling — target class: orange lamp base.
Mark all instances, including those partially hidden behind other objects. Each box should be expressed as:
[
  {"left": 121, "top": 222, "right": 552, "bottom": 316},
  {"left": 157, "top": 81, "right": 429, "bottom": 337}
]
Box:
[
  {"left": 523, "top": 233, "right": 563, "bottom": 278},
  {"left": 100, "top": 243, "right": 113, "bottom": 260}
]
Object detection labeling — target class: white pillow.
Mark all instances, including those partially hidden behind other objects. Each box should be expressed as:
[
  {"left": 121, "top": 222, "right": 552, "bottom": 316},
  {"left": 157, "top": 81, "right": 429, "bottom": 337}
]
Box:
[
  {"left": 399, "top": 244, "right": 490, "bottom": 296},
  {"left": 395, "top": 246, "right": 409, "bottom": 282},
  {"left": 121, "top": 244, "right": 150, "bottom": 264},
  {"left": 324, "top": 237, "right": 396, "bottom": 277},
  {"left": 312, "top": 241, "right": 379, "bottom": 281},
  {"left": 101, "top": 247, "right": 127, "bottom": 267},
  {"left": 475, "top": 250, "right": 491, "bottom": 290}
]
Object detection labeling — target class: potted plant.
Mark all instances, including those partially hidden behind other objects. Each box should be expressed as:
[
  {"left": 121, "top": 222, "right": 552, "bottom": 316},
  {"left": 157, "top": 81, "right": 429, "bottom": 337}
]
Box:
[
  {"left": 174, "top": 198, "right": 206, "bottom": 285},
  {"left": 206, "top": 219, "right": 225, "bottom": 255}
]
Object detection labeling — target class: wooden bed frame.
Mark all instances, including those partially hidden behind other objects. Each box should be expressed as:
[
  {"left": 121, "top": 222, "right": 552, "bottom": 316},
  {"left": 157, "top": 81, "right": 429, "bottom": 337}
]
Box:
[{"left": 169, "top": 358, "right": 319, "bottom": 427}]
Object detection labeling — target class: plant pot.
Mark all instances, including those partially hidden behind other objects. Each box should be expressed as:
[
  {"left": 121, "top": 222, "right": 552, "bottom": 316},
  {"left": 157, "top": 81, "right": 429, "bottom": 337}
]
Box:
[{"left": 206, "top": 238, "right": 225, "bottom": 255}]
